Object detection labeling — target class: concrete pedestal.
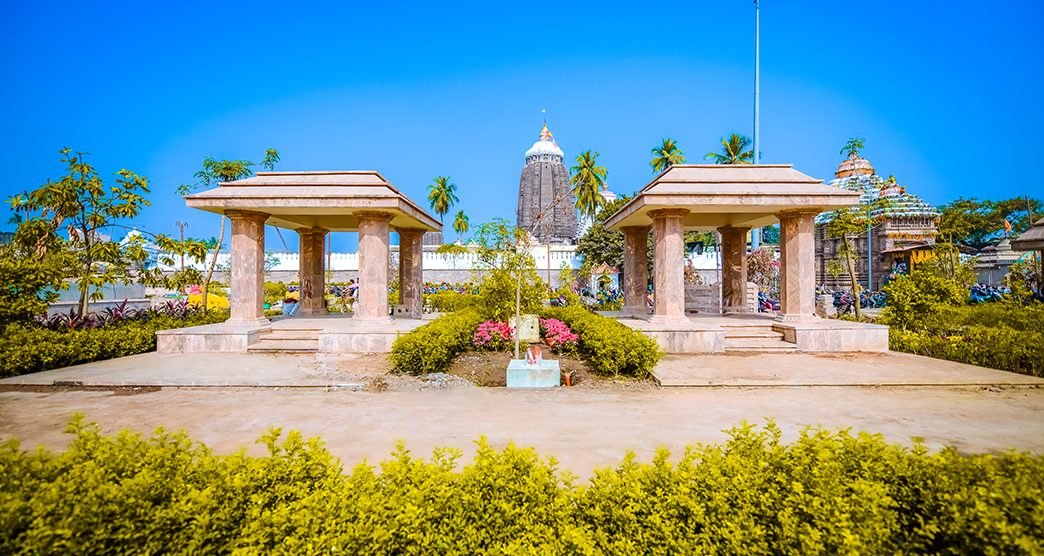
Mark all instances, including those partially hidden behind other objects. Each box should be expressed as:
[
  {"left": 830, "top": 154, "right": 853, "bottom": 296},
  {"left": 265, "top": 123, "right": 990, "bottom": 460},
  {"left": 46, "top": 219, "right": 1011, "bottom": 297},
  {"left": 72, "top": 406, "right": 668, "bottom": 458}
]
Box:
[{"left": 507, "top": 359, "right": 561, "bottom": 388}]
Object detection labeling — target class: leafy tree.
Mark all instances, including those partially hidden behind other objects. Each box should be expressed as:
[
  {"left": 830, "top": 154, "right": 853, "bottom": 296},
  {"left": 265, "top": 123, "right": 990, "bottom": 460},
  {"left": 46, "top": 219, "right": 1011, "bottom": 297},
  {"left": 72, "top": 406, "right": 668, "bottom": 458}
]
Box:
[
  {"left": 840, "top": 137, "right": 866, "bottom": 157},
  {"left": 140, "top": 235, "right": 209, "bottom": 294},
  {"left": 0, "top": 243, "right": 69, "bottom": 327},
  {"left": 452, "top": 210, "right": 469, "bottom": 242},
  {"left": 471, "top": 219, "right": 544, "bottom": 354},
  {"left": 177, "top": 149, "right": 279, "bottom": 308},
  {"left": 426, "top": 176, "right": 458, "bottom": 224},
  {"left": 570, "top": 150, "right": 608, "bottom": 219},
  {"left": 705, "top": 133, "right": 753, "bottom": 164},
  {"left": 761, "top": 224, "right": 780, "bottom": 244},
  {"left": 649, "top": 138, "right": 685, "bottom": 173},
  {"left": 576, "top": 196, "right": 630, "bottom": 272},
  {"left": 11, "top": 148, "right": 152, "bottom": 315},
  {"left": 938, "top": 196, "right": 1041, "bottom": 251},
  {"left": 823, "top": 198, "right": 889, "bottom": 319}
]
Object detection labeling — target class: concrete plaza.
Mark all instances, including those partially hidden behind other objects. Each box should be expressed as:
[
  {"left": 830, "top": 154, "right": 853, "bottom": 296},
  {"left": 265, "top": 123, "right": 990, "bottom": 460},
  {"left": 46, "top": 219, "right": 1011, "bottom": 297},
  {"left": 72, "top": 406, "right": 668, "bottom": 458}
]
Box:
[{"left": 2, "top": 352, "right": 1042, "bottom": 474}]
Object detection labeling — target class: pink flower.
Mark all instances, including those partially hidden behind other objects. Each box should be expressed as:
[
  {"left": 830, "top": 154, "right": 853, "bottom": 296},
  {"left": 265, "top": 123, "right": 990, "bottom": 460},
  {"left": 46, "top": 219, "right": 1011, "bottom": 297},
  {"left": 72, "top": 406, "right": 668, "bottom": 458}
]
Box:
[
  {"left": 473, "top": 320, "right": 514, "bottom": 350},
  {"left": 539, "top": 318, "right": 579, "bottom": 350}
]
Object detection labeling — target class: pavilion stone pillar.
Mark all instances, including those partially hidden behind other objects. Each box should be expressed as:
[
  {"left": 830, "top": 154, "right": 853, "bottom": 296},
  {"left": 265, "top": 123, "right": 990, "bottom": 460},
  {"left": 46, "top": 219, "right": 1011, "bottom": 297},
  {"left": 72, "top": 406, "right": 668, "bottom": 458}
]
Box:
[
  {"left": 649, "top": 209, "right": 689, "bottom": 324},
  {"left": 396, "top": 228, "right": 425, "bottom": 318},
  {"left": 777, "top": 210, "right": 819, "bottom": 322},
  {"left": 297, "top": 227, "right": 328, "bottom": 316},
  {"left": 620, "top": 226, "right": 650, "bottom": 318},
  {"left": 717, "top": 226, "right": 751, "bottom": 314},
  {"left": 355, "top": 211, "right": 394, "bottom": 322},
  {"left": 226, "top": 210, "right": 270, "bottom": 327}
]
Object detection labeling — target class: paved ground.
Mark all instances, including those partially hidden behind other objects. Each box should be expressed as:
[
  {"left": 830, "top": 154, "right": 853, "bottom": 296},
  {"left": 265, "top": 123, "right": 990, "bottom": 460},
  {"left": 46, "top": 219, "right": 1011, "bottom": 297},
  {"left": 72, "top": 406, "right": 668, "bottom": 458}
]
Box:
[
  {"left": 5, "top": 351, "right": 1041, "bottom": 388},
  {"left": 653, "top": 352, "right": 1044, "bottom": 387},
  {"left": 1, "top": 351, "right": 1043, "bottom": 474},
  {"left": 2, "top": 386, "right": 1043, "bottom": 475}
]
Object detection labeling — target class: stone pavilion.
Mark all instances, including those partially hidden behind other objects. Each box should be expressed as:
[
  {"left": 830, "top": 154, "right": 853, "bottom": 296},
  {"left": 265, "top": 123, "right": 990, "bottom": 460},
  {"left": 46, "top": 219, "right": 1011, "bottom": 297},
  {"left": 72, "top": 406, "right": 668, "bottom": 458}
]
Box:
[
  {"left": 157, "top": 171, "right": 440, "bottom": 353},
  {"left": 604, "top": 164, "right": 888, "bottom": 353}
]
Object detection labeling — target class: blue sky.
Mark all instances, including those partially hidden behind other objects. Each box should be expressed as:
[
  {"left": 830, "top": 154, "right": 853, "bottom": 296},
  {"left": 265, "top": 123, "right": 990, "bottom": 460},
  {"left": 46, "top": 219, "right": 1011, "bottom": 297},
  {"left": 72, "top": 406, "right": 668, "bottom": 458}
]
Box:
[{"left": 2, "top": 1, "right": 1041, "bottom": 251}]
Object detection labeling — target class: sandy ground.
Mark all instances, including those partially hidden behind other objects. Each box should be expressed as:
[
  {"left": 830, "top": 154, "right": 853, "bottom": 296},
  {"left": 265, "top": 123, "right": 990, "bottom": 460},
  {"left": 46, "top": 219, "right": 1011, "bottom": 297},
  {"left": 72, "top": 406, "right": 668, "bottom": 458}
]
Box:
[{"left": 2, "top": 384, "right": 1043, "bottom": 475}]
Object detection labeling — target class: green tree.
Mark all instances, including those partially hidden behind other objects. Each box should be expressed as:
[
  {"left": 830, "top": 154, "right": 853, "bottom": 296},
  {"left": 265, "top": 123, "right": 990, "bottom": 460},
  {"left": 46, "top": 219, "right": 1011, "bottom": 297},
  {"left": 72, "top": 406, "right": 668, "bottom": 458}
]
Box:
[
  {"left": 471, "top": 219, "right": 544, "bottom": 355},
  {"left": 0, "top": 243, "right": 69, "bottom": 327},
  {"left": 576, "top": 196, "right": 631, "bottom": 272},
  {"left": 823, "top": 198, "right": 889, "bottom": 319},
  {"left": 649, "top": 138, "right": 685, "bottom": 173},
  {"left": 705, "top": 133, "right": 753, "bottom": 164},
  {"left": 426, "top": 176, "right": 459, "bottom": 224},
  {"left": 570, "top": 150, "right": 608, "bottom": 219},
  {"left": 11, "top": 148, "right": 152, "bottom": 315},
  {"left": 840, "top": 137, "right": 866, "bottom": 157},
  {"left": 452, "top": 210, "right": 469, "bottom": 242},
  {"left": 138, "top": 235, "right": 209, "bottom": 295},
  {"left": 177, "top": 149, "right": 279, "bottom": 309}
]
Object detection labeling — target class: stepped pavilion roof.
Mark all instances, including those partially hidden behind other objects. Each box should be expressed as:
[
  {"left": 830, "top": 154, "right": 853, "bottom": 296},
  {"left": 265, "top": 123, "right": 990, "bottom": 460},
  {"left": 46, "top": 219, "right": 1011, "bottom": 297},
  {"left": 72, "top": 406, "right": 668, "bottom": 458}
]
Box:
[{"left": 183, "top": 171, "right": 441, "bottom": 232}]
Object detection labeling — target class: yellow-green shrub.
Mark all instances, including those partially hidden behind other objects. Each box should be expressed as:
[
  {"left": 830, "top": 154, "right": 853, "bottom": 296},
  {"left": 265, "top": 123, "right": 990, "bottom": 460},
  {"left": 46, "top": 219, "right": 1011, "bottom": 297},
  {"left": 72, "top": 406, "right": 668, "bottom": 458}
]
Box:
[
  {"left": 389, "top": 309, "right": 483, "bottom": 374},
  {"left": 423, "top": 290, "right": 479, "bottom": 313},
  {"left": 2, "top": 419, "right": 1043, "bottom": 555},
  {"left": 890, "top": 326, "right": 1044, "bottom": 376},
  {"left": 0, "top": 312, "right": 228, "bottom": 377},
  {"left": 541, "top": 305, "right": 661, "bottom": 377}
]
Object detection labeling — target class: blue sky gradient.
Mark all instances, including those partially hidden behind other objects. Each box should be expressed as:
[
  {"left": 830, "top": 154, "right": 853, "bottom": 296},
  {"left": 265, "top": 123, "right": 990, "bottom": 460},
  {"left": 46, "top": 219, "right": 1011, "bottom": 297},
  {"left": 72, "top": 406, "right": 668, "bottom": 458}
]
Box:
[{"left": 3, "top": 1, "right": 1041, "bottom": 251}]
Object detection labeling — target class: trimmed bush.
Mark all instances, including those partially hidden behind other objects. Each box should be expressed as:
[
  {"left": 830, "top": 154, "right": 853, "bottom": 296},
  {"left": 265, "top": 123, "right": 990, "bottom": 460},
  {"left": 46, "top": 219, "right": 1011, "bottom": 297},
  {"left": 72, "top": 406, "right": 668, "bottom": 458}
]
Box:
[
  {"left": 390, "top": 309, "right": 484, "bottom": 375},
  {"left": 424, "top": 290, "right": 479, "bottom": 313},
  {"left": 0, "top": 312, "right": 227, "bottom": 377},
  {"left": 541, "top": 305, "right": 661, "bottom": 377},
  {"left": 2, "top": 419, "right": 1043, "bottom": 554},
  {"left": 890, "top": 326, "right": 1044, "bottom": 377}
]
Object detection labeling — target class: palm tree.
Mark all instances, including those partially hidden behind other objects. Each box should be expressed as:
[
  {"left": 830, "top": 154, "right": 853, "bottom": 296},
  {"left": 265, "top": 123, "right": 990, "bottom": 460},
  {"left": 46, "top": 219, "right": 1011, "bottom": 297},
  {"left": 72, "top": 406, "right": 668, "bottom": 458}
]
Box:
[
  {"left": 452, "top": 210, "right": 469, "bottom": 242},
  {"left": 426, "top": 176, "right": 458, "bottom": 224},
  {"left": 840, "top": 137, "right": 866, "bottom": 157},
  {"left": 570, "top": 149, "right": 608, "bottom": 219},
  {"left": 705, "top": 133, "right": 754, "bottom": 164},
  {"left": 650, "top": 138, "right": 686, "bottom": 173}
]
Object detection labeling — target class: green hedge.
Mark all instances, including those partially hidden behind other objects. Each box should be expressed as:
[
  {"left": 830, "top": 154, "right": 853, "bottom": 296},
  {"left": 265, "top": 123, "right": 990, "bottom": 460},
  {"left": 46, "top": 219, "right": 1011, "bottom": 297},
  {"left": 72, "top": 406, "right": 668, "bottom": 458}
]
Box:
[
  {"left": 890, "top": 325, "right": 1044, "bottom": 377},
  {"left": 2, "top": 419, "right": 1042, "bottom": 554},
  {"left": 390, "top": 309, "right": 484, "bottom": 375},
  {"left": 0, "top": 313, "right": 227, "bottom": 377},
  {"left": 541, "top": 305, "right": 661, "bottom": 377},
  {"left": 423, "top": 290, "right": 479, "bottom": 313}
]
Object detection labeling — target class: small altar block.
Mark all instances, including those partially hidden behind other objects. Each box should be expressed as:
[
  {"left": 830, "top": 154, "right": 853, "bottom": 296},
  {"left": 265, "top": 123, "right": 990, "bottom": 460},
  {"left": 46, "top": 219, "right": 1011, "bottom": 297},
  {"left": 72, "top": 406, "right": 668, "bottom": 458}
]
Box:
[{"left": 506, "top": 359, "right": 561, "bottom": 388}]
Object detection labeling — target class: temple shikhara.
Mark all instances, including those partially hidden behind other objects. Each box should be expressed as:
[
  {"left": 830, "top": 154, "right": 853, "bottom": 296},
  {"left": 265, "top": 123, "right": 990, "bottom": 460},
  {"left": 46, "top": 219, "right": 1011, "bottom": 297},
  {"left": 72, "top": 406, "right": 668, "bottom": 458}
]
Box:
[
  {"left": 815, "top": 151, "right": 939, "bottom": 291},
  {"left": 515, "top": 124, "right": 578, "bottom": 244}
]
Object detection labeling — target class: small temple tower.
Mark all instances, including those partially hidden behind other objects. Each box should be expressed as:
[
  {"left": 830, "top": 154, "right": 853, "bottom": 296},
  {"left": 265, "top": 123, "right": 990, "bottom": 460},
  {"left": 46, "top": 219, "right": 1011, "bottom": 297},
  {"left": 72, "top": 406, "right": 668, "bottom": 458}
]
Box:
[
  {"left": 816, "top": 151, "right": 939, "bottom": 291},
  {"left": 516, "top": 124, "right": 578, "bottom": 244}
]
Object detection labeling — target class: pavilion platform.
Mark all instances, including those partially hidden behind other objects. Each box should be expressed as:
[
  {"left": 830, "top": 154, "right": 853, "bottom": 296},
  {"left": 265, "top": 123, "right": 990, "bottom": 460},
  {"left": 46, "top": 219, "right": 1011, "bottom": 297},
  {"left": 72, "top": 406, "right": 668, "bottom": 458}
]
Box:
[
  {"left": 615, "top": 312, "right": 888, "bottom": 354},
  {"left": 157, "top": 314, "right": 433, "bottom": 354}
]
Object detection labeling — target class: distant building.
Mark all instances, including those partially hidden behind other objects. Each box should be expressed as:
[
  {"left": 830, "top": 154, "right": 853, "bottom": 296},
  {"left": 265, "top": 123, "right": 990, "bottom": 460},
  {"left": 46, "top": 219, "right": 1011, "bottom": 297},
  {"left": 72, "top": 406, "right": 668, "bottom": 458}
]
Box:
[
  {"left": 515, "top": 123, "right": 578, "bottom": 244},
  {"left": 815, "top": 152, "right": 939, "bottom": 291}
]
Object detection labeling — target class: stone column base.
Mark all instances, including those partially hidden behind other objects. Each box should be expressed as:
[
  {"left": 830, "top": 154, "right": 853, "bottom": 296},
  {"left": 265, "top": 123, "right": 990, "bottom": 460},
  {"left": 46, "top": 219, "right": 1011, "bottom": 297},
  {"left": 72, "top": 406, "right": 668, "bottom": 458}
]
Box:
[
  {"left": 648, "top": 314, "right": 691, "bottom": 326},
  {"left": 224, "top": 316, "right": 271, "bottom": 328}
]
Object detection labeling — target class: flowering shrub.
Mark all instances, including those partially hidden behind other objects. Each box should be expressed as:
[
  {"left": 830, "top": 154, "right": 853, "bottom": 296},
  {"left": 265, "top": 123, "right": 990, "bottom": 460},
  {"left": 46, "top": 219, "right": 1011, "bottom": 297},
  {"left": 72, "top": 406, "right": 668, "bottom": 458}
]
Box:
[
  {"left": 472, "top": 320, "right": 514, "bottom": 351},
  {"left": 539, "top": 318, "right": 579, "bottom": 353}
]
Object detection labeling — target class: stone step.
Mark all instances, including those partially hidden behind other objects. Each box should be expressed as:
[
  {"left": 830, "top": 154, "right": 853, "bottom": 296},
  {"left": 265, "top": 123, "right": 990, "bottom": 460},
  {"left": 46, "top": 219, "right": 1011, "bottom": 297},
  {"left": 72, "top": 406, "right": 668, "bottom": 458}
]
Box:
[
  {"left": 724, "top": 337, "right": 797, "bottom": 352},
  {"left": 263, "top": 329, "right": 322, "bottom": 341},
  {"left": 247, "top": 339, "right": 319, "bottom": 353},
  {"left": 723, "top": 328, "right": 782, "bottom": 339}
]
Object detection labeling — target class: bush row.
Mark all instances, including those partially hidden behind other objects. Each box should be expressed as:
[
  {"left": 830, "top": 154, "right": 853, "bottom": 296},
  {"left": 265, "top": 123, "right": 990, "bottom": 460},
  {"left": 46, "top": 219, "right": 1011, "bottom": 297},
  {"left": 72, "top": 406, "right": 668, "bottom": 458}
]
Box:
[
  {"left": 1, "top": 419, "right": 1042, "bottom": 555},
  {"left": 423, "top": 290, "right": 479, "bottom": 313},
  {"left": 0, "top": 312, "right": 227, "bottom": 377},
  {"left": 389, "top": 309, "right": 484, "bottom": 375},
  {"left": 890, "top": 325, "right": 1044, "bottom": 377},
  {"left": 541, "top": 305, "right": 661, "bottom": 377}
]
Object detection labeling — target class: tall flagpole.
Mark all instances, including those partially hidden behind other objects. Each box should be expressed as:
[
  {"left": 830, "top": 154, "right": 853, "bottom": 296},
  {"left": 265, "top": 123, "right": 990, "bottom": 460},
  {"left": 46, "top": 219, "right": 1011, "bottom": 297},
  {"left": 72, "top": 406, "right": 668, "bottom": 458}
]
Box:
[{"left": 751, "top": 0, "right": 762, "bottom": 250}]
